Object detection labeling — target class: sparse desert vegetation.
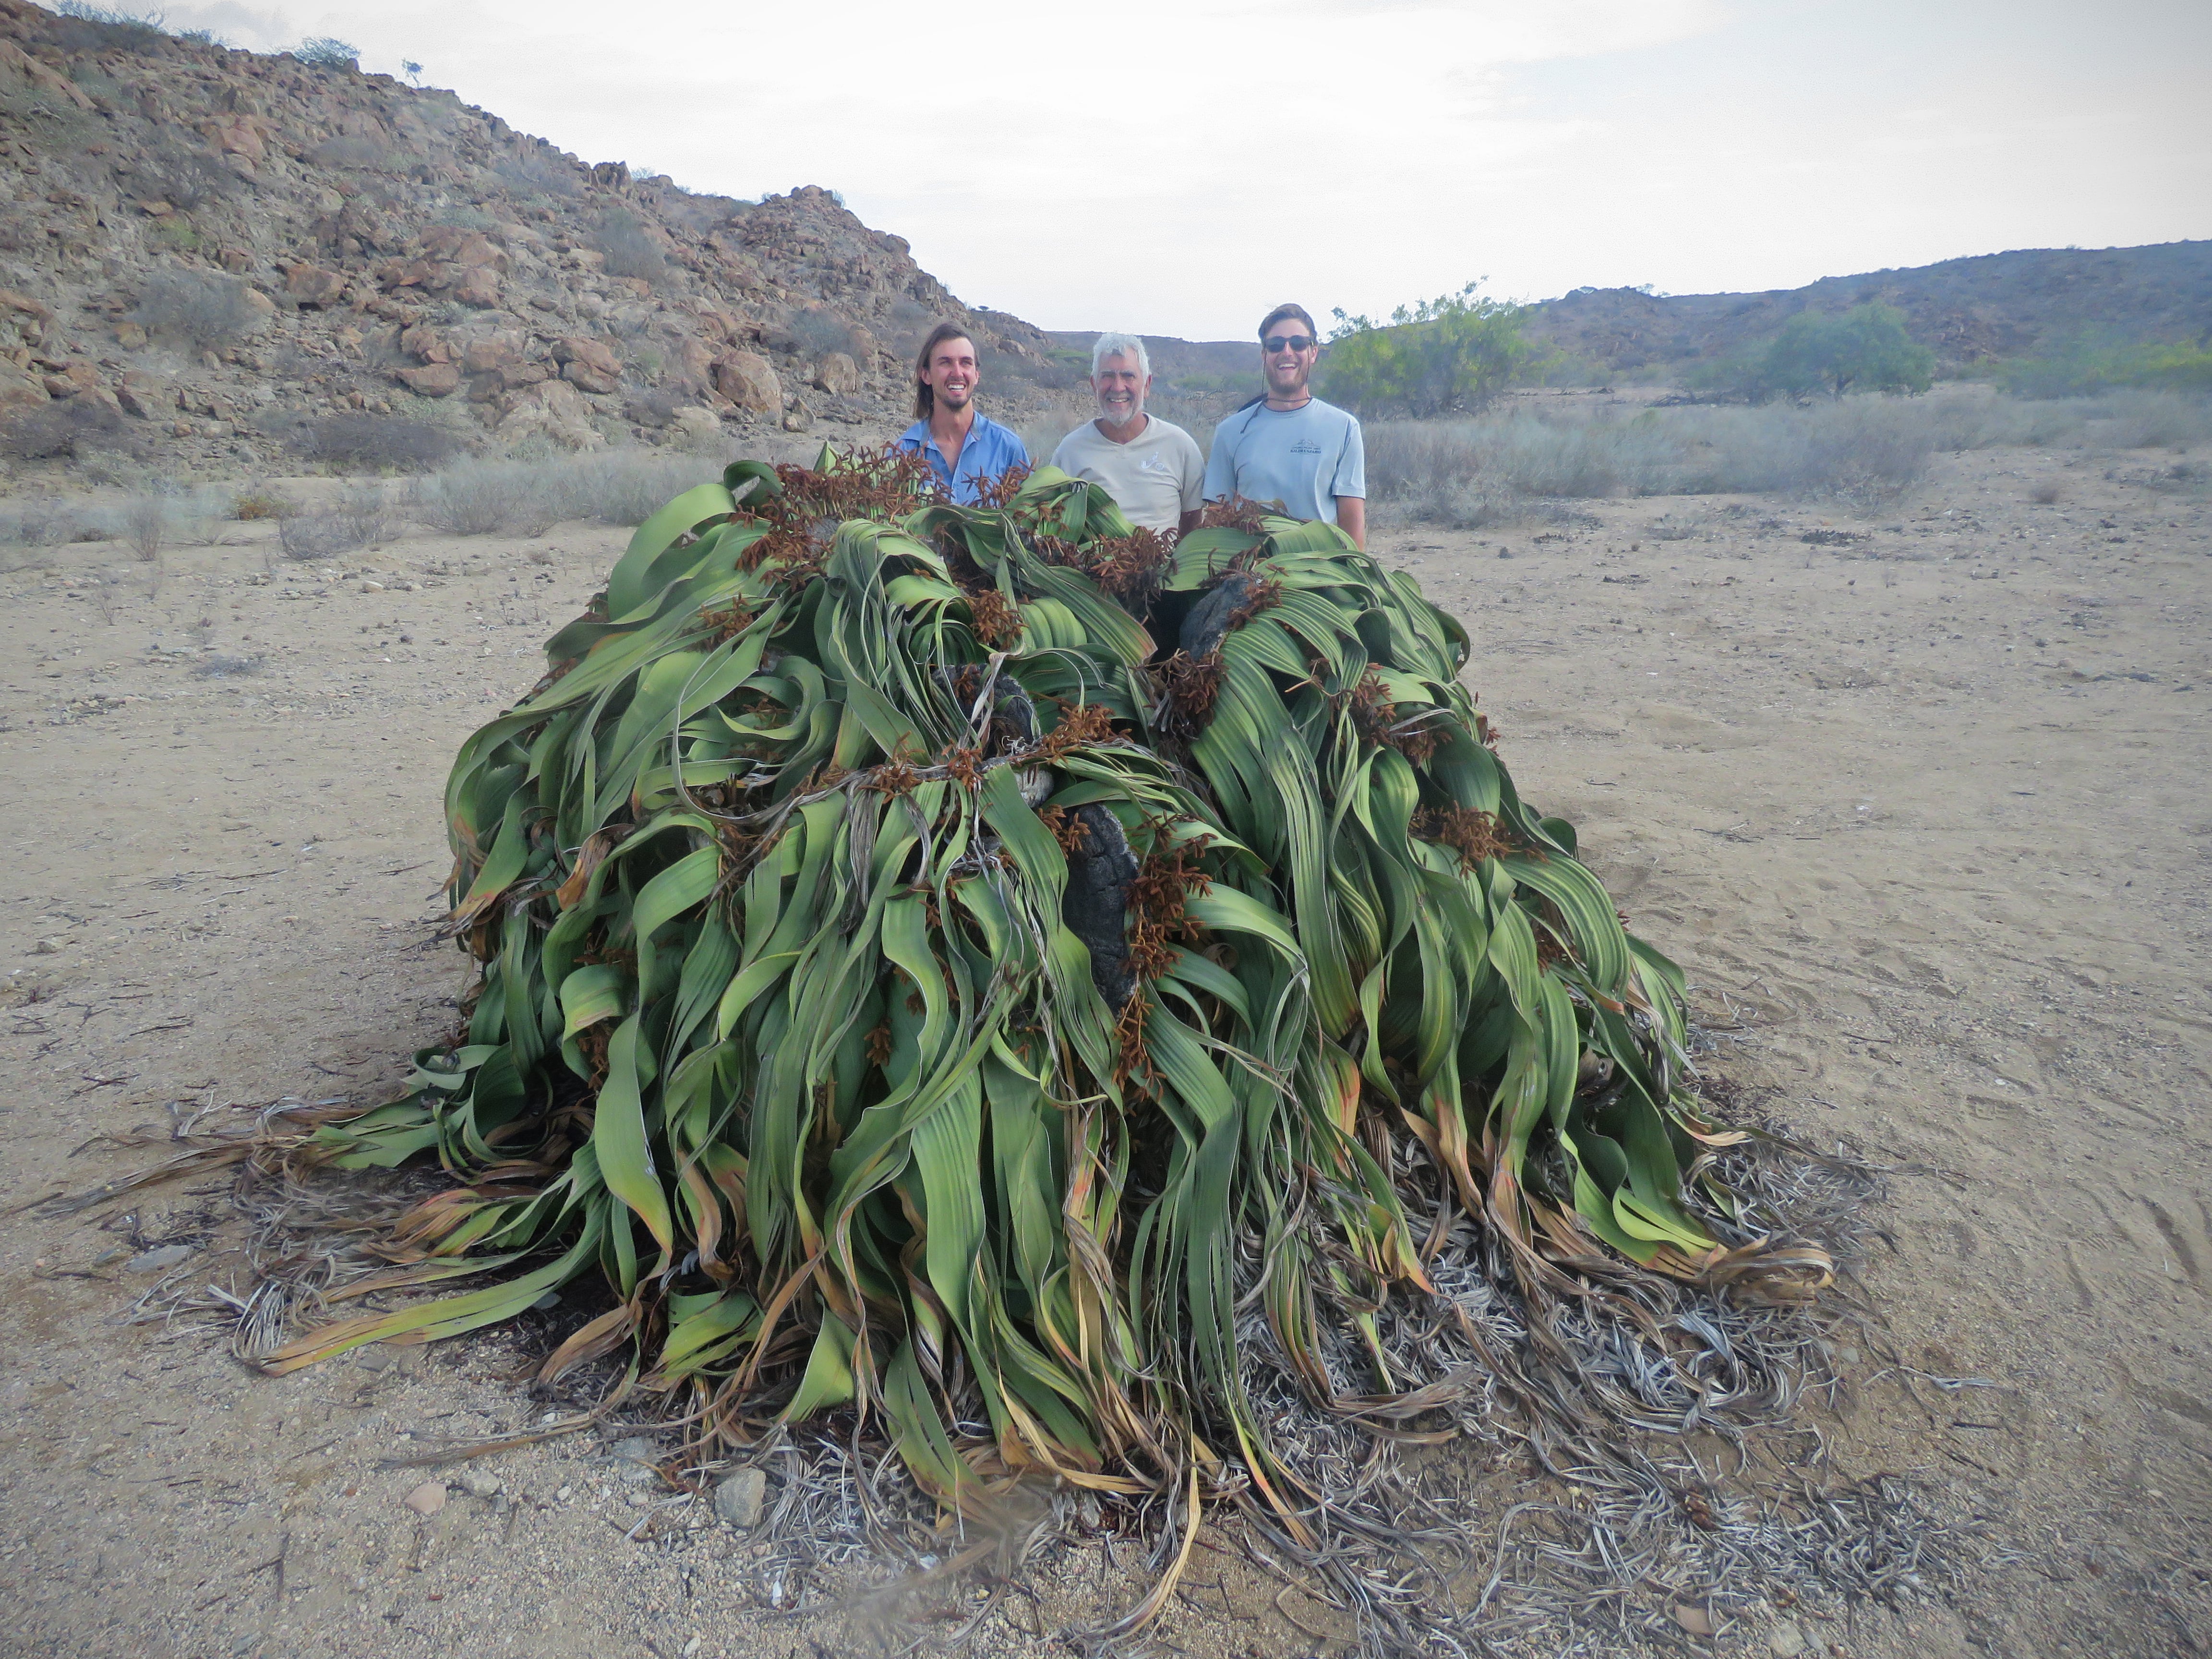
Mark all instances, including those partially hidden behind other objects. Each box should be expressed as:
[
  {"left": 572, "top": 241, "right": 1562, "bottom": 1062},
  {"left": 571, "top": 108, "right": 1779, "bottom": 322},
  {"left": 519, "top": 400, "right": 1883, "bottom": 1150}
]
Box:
[{"left": 1365, "top": 385, "right": 2212, "bottom": 526}]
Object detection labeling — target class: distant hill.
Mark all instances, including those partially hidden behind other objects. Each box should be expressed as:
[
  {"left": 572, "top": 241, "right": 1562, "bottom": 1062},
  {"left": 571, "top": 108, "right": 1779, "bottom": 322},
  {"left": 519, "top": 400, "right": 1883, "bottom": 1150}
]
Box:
[
  {"left": 1055, "top": 242, "right": 2212, "bottom": 396},
  {"left": 1522, "top": 242, "right": 2212, "bottom": 377}
]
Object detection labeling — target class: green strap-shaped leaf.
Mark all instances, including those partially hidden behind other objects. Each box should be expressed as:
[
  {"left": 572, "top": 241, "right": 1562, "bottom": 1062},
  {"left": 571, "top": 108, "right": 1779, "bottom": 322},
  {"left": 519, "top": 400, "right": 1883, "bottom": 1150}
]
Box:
[{"left": 591, "top": 1015, "right": 673, "bottom": 1254}]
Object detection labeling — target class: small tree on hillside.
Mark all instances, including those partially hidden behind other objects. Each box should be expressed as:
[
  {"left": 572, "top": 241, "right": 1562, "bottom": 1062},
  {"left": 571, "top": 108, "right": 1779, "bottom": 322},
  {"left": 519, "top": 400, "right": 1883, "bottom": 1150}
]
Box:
[
  {"left": 1320, "top": 281, "right": 1535, "bottom": 417},
  {"left": 1764, "top": 302, "right": 1935, "bottom": 398},
  {"left": 292, "top": 36, "right": 360, "bottom": 69}
]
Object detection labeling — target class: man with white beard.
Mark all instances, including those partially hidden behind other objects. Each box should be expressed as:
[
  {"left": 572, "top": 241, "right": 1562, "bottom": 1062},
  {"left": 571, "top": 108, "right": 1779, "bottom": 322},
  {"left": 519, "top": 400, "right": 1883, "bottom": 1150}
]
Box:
[{"left": 1049, "top": 333, "right": 1205, "bottom": 535}]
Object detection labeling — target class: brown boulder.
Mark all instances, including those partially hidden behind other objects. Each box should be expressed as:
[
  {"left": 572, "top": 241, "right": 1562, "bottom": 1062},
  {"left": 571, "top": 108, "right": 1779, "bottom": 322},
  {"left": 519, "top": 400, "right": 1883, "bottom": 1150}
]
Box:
[
  {"left": 0, "top": 361, "right": 51, "bottom": 413},
  {"left": 813, "top": 351, "right": 860, "bottom": 396},
  {"left": 42, "top": 362, "right": 100, "bottom": 399},
  {"left": 396, "top": 362, "right": 461, "bottom": 397},
  {"left": 694, "top": 309, "right": 742, "bottom": 345},
  {"left": 554, "top": 336, "right": 622, "bottom": 395},
  {"left": 286, "top": 264, "right": 348, "bottom": 307},
  {"left": 712, "top": 351, "right": 780, "bottom": 415},
  {"left": 66, "top": 387, "right": 123, "bottom": 423},
  {"left": 199, "top": 116, "right": 266, "bottom": 164},
  {"left": 460, "top": 333, "right": 529, "bottom": 375},
  {"left": 381, "top": 257, "right": 442, "bottom": 291},
  {"left": 665, "top": 406, "right": 722, "bottom": 449},
  {"left": 562, "top": 360, "right": 617, "bottom": 395},
  {"left": 0, "top": 290, "right": 56, "bottom": 326},
  {"left": 452, "top": 266, "right": 500, "bottom": 308},
  {"left": 420, "top": 227, "right": 506, "bottom": 271},
  {"left": 671, "top": 336, "right": 716, "bottom": 388},
  {"left": 398, "top": 324, "right": 452, "bottom": 363},
  {"left": 497, "top": 379, "right": 602, "bottom": 450},
  {"left": 0, "top": 42, "right": 93, "bottom": 111},
  {"left": 116, "top": 372, "right": 175, "bottom": 419}
]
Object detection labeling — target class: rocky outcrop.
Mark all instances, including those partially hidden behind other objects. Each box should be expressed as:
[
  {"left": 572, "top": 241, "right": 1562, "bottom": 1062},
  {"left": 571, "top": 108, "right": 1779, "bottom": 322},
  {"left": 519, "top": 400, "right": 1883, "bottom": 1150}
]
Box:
[
  {"left": 0, "top": 0, "right": 1062, "bottom": 475},
  {"left": 712, "top": 351, "right": 780, "bottom": 414},
  {"left": 553, "top": 337, "right": 622, "bottom": 395}
]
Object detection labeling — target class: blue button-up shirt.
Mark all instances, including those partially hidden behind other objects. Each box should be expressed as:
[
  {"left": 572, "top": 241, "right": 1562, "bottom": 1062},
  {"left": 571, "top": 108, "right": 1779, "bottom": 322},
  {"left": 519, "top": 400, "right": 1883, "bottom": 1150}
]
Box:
[{"left": 896, "top": 413, "right": 1032, "bottom": 505}]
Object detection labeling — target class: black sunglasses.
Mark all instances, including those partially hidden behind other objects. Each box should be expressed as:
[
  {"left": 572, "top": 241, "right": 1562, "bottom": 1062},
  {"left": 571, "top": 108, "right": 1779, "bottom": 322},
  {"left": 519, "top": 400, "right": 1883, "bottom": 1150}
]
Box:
[{"left": 1263, "top": 334, "right": 1316, "bottom": 354}]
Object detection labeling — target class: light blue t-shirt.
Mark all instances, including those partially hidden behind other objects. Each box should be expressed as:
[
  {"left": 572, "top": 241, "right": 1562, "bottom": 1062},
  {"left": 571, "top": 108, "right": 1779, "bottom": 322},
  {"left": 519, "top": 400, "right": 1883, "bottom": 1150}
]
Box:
[
  {"left": 1202, "top": 397, "right": 1365, "bottom": 523},
  {"left": 896, "top": 413, "right": 1032, "bottom": 505}
]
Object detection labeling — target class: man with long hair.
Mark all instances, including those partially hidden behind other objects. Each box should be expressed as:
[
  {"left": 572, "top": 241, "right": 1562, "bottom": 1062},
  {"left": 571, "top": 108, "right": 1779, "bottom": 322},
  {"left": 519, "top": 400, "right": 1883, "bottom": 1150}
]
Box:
[
  {"left": 1048, "top": 332, "right": 1204, "bottom": 535},
  {"left": 897, "top": 323, "right": 1031, "bottom": 504},
  {"left": 1202, "top": 302, "right": 1366, "bottom": 548}
]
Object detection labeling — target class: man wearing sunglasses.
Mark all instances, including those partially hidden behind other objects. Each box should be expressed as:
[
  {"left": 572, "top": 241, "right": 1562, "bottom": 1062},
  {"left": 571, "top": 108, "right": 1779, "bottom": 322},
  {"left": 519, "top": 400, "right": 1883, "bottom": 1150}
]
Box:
[{"left": 1201, "top": 302, "right": 1366, "bottom": 548}]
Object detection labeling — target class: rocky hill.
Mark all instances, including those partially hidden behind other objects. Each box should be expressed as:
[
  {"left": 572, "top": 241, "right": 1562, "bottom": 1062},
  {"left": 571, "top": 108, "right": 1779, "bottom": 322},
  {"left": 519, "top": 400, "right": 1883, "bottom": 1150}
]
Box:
[
  {"left": 0, "top": 0, "right": 1058, "bottom": 480},
  {"left": 1521, "top": 241, "right": 2212, "bottom": 378}
]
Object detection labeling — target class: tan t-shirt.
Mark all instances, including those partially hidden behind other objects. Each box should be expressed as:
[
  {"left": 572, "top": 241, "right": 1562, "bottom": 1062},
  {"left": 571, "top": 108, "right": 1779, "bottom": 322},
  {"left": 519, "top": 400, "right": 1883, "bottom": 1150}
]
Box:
[{"left": 1049, "top": 414, "right": 1205, "bottom": 533}]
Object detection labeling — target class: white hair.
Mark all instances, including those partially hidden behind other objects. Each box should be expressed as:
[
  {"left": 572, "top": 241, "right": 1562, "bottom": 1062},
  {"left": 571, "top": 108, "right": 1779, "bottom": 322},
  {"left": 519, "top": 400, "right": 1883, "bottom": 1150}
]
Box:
[{"left": 1090, "top": 332, "right": 1150, "bottom": 377}]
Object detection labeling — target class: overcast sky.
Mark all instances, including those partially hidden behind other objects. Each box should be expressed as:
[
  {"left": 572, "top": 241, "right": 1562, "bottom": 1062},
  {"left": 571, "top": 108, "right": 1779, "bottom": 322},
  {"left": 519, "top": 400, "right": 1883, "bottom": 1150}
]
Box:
[{"left": 132, "top": 0, "right": 2210, "bottom": 341}]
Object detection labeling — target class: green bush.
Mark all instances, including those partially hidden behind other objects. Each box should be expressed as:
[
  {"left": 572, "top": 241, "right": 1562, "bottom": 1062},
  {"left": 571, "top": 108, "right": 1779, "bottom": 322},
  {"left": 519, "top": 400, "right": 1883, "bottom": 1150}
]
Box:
[
  {"left": 292, "top": 36, "right": 360, "bottom": 69},
  {"left": 1691, "top": 303, "right": 1934, "bottom": 402},
  {"left": 1319, "top": 282, "right": 1537, "bottom": 417}
]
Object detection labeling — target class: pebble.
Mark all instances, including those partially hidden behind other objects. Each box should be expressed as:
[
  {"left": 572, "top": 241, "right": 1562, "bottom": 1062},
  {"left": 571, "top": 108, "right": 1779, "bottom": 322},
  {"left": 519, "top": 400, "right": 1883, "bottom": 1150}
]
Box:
[
  {"left": 1769, "top": 1621, "right": 1807, "bottom": 1657},
  {"left": 714, "top": 1467, "right": 768, "bottom": 1528},
  {"left": 127, "top": 1244, "right": 195, "bottom": 1273},
  {"left": 457, "top": 1467, "right": 502, "bottom": 1498},
  {"left": 31, "top": 938, "right": 60, "bottom": 954},
  {"left": 360, "top": 580, "right": 385, "bottom": 592},
  {"left": 404, "top": 1480, "right": 447, "bottom": 1516},
  {"left": 607, "top": 1435, "right": 662, "bottom": 1487}
]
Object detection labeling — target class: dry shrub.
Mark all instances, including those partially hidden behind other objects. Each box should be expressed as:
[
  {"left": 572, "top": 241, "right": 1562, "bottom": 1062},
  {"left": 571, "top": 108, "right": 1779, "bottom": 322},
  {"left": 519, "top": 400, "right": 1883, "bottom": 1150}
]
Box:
[
  {"left": 409, "top": 452, "right": 720, "bottom": 537},
  {"left": 0, "top": 498, "right": 81, "bottom": 547},
  {"left": 1365, "top": 397, "right": 1949, "bottom": 521},
  {"left": 277, "top": 484, "right": 392, "bottom": 559},
  {"left": 0, "top": 399, "right": 131, "bottom": 461},
  {"left": 410, "top": 458, "right": 553, "bottom": 537},
  {"left": 121, "top": 494, "right": 166, "bottom": 562},
  {"left": 232, "top": 487, "right": 298, "bottom": 520},
  {"left": 593, "top": 207, "right": 667, "bottom": 282},
  {"left": 298, "top": 414, "right": 462, "bottom": 472},
  {"left": 132, "top": 271, "right": 259, "bottom": 347}
]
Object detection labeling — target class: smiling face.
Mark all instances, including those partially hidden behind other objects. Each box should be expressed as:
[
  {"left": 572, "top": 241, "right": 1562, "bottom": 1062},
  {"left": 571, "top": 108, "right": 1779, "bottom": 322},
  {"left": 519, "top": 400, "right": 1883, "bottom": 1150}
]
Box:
[
  {"left": 1261, "top": 322, "right": 1316, "bottom": 398},
  {"left": 920, "top": 334, "right": 979, "bottom": 413},
  {"left": 1091, "top": 351, "right": 1149, "bottom": 431}
]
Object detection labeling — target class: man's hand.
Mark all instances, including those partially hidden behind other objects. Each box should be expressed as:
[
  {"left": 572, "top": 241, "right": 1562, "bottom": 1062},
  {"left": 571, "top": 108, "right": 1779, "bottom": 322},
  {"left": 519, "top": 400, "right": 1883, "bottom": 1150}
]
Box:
[{"left": 1336, "top": 497, "right": 1366, "bottom": 551}]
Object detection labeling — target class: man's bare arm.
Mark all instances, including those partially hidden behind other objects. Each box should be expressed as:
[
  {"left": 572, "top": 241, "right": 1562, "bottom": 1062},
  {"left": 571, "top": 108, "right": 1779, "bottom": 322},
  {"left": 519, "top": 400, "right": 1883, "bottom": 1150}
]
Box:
[
  {"left": 1178, "top": 508, "right": 1203, "bottom": 535},
  {"left": 1336, "top": 497, "right": 1366, "bottom": 551}
]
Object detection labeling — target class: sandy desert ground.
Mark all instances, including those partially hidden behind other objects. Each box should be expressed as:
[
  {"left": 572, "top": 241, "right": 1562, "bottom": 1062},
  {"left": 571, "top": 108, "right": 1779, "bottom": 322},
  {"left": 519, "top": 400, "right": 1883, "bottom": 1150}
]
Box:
[{"left": 0, "top": 436, "right": 2207, "bottom": 1659}]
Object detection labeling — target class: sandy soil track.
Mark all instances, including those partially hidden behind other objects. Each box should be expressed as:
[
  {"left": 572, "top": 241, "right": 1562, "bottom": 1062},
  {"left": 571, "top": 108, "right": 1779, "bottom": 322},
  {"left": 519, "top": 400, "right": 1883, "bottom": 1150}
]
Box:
[{"left": 0, "top": 441, "right": 2206, "bottom": 1658}]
